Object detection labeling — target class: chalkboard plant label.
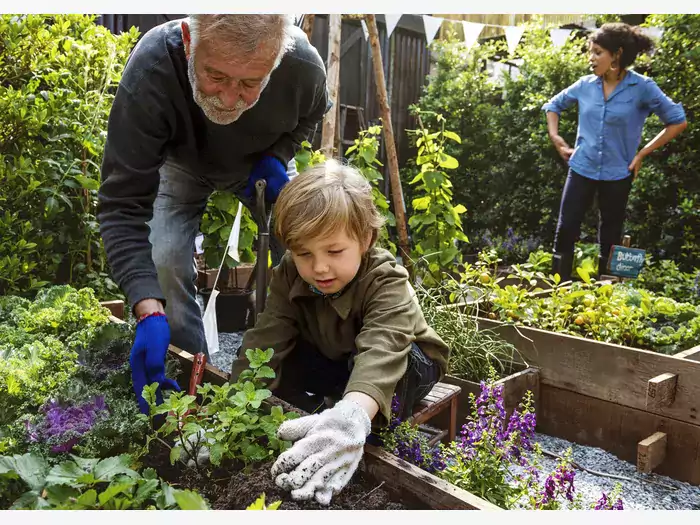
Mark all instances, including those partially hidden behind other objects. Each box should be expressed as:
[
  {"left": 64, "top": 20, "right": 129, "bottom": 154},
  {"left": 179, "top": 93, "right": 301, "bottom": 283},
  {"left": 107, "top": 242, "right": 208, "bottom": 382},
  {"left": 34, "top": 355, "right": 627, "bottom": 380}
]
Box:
[{"left": 608, "top": 246, "right": 646, "bottom": 278}]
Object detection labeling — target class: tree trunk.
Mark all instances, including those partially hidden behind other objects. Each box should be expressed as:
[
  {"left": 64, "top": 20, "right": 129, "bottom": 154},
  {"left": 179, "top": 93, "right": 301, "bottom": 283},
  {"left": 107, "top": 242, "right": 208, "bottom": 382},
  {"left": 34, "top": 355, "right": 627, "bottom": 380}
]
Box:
[{"left": 320, "top": 14, "right": 341, "bottom": 156}]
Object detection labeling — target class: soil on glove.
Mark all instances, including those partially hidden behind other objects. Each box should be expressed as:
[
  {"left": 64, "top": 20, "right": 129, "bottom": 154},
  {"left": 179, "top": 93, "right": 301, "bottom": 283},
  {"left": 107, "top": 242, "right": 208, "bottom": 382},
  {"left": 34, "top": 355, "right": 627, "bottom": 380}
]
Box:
[{"left": 213, "top": 459, "right": 407, "bottom": 510}]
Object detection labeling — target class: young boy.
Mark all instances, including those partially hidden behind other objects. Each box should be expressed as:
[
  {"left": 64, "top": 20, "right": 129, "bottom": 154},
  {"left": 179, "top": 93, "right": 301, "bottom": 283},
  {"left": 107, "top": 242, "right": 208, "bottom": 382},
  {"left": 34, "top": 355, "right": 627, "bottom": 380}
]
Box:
[{"left": 230, "top": 159, "right": 450, "bottom": 506}]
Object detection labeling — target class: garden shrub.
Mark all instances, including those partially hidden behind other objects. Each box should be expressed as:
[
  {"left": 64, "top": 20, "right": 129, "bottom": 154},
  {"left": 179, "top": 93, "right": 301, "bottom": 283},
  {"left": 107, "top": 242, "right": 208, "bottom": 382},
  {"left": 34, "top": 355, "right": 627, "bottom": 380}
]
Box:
[{"left": 0, "top": 15, "right": 138, "bottom": 297}]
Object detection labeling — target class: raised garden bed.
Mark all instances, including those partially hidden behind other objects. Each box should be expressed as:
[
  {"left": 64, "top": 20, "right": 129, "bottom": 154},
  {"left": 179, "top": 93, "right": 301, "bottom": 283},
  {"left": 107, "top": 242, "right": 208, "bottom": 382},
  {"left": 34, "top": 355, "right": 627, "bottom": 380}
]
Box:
[
  {"left": 166, "top": 345, "right": 502, "bottom": 511},
  {"left": 465, "top": 318, "right": 700, "bottom": 486}
]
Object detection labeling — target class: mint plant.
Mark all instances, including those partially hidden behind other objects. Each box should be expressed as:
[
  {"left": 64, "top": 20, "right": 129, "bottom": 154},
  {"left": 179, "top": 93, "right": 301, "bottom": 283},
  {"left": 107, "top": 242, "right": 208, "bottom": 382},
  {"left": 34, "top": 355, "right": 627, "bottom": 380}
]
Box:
[{"left": 140, "top": 348, "right": 299, "bottom": 473}]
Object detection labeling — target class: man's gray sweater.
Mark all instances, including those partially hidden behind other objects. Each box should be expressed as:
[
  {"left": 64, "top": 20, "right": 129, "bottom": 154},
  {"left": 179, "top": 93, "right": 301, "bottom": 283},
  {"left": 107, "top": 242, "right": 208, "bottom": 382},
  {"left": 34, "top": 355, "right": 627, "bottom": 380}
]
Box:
[{"left": 97, "top": 19, "right": 328, "bottom": 309}]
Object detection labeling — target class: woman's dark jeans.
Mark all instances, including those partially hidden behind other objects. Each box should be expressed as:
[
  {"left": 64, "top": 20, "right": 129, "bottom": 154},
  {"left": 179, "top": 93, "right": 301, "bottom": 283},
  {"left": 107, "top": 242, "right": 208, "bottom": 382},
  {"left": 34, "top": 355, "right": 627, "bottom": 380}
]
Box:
[{"left": 553, "top": 169, "right": 634, "bottom": 275}]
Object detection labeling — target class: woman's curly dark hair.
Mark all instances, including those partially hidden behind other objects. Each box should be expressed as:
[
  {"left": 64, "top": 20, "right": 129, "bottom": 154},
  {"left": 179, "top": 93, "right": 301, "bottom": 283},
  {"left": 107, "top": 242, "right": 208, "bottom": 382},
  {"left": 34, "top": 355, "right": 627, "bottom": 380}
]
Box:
[{"left": 589, "top": 22, "right": 655, "bottom": 70}]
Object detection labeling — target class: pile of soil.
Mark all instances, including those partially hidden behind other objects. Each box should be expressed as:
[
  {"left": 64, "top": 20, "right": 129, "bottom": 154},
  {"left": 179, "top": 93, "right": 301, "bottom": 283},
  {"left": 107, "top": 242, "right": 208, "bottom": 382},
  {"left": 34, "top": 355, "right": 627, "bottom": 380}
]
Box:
[{"left": 214, "top": 460, "right": 406, "bottom": 510}]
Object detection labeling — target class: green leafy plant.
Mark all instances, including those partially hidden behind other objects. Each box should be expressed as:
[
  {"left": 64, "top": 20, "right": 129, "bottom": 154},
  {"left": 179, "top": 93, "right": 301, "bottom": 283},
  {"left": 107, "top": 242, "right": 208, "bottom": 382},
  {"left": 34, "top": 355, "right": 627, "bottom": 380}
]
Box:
[
  {"left": 141, "top": 348, "right": 299, "bottom": 472},
  {"left": 0, "top": 452, "right": 208, "bottom": 509},
  {"left": 635, "top": 258, "right": 700, "bottom": 306},
  {"left": 0, "top": 15, "right": 138, "bottom": 296},
  {"left": 294, "top": 139, "right": 326, "bottom": 173},
  {"left": 407, "top": 111, "right": 468, "bottom": 285},
  {"left": 246, "top": 493, "right": 282, "bottom": 510},
  {"left": 345, "top": 125, "right": 397, "bottom": 255},
  {"left": 200, "top": 191, "right": 258, "bottom": 270}
]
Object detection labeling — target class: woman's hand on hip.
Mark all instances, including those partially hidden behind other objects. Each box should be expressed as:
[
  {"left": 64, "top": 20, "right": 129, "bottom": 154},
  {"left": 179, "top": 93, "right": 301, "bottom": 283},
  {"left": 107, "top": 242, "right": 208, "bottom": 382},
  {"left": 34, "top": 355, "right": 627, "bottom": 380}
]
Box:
[{"left": 628, "top": 154, "right": 644, "bottom": 180}]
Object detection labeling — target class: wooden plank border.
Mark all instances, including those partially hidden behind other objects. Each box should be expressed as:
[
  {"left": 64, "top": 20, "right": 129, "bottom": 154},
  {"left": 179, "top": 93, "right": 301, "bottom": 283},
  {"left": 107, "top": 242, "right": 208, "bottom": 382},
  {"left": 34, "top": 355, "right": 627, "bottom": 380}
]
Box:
[
  {"left": 538, "top": 384, "right": 700, "bottom": 485},
  {"left": 475, "top": 319, "right": 700, "bottom": 427}
]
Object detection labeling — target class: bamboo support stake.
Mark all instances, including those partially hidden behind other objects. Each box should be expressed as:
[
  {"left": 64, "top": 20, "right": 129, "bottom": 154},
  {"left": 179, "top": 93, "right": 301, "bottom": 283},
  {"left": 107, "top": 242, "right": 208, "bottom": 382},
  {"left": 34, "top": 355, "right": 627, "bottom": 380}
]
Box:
[
  {"left": 301, "top": 14, "right": 315, "bottom": 40},
  {"left": 320, "top": 14, "right": 342, "bottom": 155},
  {"left": 365, "top": 14, "right": 411, "bottom": 266}
]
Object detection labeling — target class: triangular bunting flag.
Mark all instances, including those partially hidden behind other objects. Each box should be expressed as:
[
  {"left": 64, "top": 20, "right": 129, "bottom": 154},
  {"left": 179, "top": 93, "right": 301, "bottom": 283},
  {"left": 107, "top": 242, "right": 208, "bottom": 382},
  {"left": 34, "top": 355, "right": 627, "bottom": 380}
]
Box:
[
  {"left": 641, "top": 26, "right": 664, "bottom": 41},
  {"left": 504, "top": 25, "right": 525, "bottom": 56},
  {"left": 422, "top": 15, "right": 444, "bottom": 47},
  {"left": 462, "top": 21, "right": 484, "bottom": 49},
  {"left": 550, "top": 28, "right": 573, "bottom": 48},
  {"left": 385, "top": 14, "right": 402, "bottom": 38},
  {"left": 360, "top": 19, "right": 369, "bottom": 41}
]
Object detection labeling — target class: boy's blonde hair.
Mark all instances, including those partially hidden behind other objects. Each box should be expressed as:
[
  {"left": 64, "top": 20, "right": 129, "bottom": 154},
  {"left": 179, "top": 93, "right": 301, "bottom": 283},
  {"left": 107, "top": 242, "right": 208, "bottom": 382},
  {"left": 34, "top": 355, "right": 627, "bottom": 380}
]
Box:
[{"left": 274, "top": 159, "right": 386, "bottom": 251}]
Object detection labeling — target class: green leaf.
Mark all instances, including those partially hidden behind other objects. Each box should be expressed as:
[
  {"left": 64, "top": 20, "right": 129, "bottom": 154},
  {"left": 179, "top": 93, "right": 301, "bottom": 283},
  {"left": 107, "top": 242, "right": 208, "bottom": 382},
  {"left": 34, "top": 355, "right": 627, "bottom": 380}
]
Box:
[
  {"left": 173, "top": 489, "right": 209, "bottom": 510},
  {"left": 44, "top": 483, "right": 82, "bottom": 507},
  {"left": 74, "top": 175, "right": 100, "bottom": 191},
  {"left": 98, "top": 481, "right": 136, "bottom": 506},
  {"left": 439, "top": 247, "right": 460, "bottom": 267},
  {"left": 76, "top": 489, "right": 98, "bottom": 507},
  {"left": 453, "top": 204, "right": 467, "bottom": 214},
  {"left": 132, "top": 479, "right": 160, "bottom": 506},
  {"left": 46, "top": 460, "right": 86, "bottom": 488},
  {"left": 255, "top": 366, "right": 276, "bottom": 379},
  {"left": 438, "top": 153, "right": 459, "bottom": 169},
  {"left": 576, "top": 267, "right": 591, "bottom": 284},
  {"left": 0, "top": 453, "right": 48, "bottom": 492},
  {"left": 157, "top": 482, "right": 177, "bottom": 509},
  {"left": 412, "top": 196, "right": 431, "bottom": 210},
  {"left": 423, "top": 171, "right": 444, "bottom": 190},
  {"left": 94, "top": 455, "right": 138, "bottom": 482},
  {"left": 170, "top": 446, "right": 182, "bottom": 465},
  {"left": 443, "top": 130, "right": 462, "bottom": 143}
]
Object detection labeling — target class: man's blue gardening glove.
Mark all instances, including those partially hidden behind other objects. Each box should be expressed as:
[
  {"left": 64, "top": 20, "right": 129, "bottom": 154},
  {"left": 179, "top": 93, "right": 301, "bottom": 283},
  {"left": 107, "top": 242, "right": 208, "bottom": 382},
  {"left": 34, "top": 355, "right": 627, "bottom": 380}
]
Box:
[
  {"left": 129, "top": 314, "right": 181, "bottom": 414},
  {"left": 242, "top": 154, "right": 290, "bottom": 203}
]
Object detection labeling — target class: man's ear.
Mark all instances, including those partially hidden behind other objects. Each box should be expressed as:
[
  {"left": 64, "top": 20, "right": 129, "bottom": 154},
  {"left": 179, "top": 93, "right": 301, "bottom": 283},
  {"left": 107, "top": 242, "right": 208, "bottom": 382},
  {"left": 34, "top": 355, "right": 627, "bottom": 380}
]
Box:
[{"left": 181, "top": 21, "right": 192, "bottom": 59}]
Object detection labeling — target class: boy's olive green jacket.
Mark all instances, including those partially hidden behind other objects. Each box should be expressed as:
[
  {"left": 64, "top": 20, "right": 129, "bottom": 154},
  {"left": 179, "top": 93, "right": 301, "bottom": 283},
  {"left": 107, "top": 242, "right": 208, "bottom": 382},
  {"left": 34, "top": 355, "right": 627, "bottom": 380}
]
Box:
[{"left": 230, "top": 247, "right": 450, "bottom": 422}]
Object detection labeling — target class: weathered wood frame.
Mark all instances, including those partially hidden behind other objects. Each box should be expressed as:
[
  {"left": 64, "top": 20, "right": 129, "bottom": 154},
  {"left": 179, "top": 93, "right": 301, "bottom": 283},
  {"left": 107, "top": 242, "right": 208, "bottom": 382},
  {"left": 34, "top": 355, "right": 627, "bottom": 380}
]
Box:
[{"left": 472, "top": 318, "right": 700, "bottom": 485}]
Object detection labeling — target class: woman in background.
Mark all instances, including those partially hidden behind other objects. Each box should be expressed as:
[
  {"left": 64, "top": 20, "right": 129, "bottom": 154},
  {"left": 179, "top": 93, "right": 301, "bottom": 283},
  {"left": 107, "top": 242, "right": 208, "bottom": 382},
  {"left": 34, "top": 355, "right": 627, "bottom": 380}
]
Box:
[{"left": 543, "top": 22, "right": 687, "bottom": 279}]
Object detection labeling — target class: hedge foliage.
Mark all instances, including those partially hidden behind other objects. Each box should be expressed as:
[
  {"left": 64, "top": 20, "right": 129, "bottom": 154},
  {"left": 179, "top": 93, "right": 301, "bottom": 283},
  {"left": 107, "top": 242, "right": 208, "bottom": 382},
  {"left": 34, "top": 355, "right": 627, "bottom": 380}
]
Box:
[{"left": 0, "top": 15, "right": 138, "bottom": 296}]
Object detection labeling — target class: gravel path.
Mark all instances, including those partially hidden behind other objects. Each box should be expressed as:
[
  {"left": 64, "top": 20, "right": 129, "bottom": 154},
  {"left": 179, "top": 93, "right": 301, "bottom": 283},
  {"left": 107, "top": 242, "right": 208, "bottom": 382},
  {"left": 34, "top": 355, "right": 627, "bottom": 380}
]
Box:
[{"left": 515, "top": 433, "right": 700, "bottom": 510}]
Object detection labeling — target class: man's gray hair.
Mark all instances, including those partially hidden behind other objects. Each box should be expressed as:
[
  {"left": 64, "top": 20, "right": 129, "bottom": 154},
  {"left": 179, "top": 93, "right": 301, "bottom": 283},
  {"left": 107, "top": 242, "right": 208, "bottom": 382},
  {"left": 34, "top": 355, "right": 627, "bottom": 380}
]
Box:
[{"left": 187, "top": 14, "right": 295, "bottom": 63}]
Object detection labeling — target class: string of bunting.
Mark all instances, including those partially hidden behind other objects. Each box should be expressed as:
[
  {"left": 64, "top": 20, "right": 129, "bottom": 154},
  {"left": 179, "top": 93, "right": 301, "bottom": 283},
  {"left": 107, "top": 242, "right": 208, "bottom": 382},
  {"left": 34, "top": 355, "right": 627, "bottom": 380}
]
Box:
[{"left": 356, "top": 14, "right": 665, "bottom": 55}]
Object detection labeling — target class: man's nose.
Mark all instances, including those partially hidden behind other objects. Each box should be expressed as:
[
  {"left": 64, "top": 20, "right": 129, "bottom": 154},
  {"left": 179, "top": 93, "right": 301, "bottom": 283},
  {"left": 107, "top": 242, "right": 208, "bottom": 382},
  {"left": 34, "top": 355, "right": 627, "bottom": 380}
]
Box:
[{"left": 217, "top": 86, "right": 241, "bottom": 109}]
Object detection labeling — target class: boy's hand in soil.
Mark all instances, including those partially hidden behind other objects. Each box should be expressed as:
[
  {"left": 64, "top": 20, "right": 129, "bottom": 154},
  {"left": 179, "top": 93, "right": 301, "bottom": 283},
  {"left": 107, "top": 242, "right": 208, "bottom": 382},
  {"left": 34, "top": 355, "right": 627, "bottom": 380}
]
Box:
[{"left": 270, "top": 398, "right": 372, "bottom": 505}]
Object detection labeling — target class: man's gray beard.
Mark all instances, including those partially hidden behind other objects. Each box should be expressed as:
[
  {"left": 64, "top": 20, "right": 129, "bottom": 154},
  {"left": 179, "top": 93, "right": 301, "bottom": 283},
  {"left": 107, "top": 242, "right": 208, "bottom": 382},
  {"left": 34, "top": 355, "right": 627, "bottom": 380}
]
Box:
[{"left": 187, "top": 53, "right": 269, "bottom": 125}]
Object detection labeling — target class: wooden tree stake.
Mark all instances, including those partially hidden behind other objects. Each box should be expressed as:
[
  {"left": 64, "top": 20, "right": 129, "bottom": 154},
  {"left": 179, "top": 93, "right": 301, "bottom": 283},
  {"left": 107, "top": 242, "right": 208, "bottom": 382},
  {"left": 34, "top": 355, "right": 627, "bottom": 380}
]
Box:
[
  {"left": 365, "top": 14, "right": 411, "bottom": 266},
  {"left": 320, "top": 14, "right": 342, "bottom": 155}
]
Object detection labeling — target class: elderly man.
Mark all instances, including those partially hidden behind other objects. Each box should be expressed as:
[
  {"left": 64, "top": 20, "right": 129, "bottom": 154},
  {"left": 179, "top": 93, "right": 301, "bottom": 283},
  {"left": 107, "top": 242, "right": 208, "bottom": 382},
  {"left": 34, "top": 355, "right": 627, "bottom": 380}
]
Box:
[{"left": 97, "top": 15, "right": 329, "bottom": 413}]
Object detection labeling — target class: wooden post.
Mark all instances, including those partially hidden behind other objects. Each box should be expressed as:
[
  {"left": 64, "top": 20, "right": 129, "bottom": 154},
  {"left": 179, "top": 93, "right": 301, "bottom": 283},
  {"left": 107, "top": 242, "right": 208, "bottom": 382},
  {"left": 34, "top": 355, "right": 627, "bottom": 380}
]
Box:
[
  {"left": 365, "top": 14, "right": 411, "bottom": 266},
  {"left": 320, "top": 14, "right": 342, "bottom": 155},
  {"left": 301, "top": 14, "right": 315, "bottom": 41},
  {"left": 637, "top": 431, "right": 667, "bottom": 473},
  {"left": 646, "top": 372, "right": 678, "bottom": 409}
]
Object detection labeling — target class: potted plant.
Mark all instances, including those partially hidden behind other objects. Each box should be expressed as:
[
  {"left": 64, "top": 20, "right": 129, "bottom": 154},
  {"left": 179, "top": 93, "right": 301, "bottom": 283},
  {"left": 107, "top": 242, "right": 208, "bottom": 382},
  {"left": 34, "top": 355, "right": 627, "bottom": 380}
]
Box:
[{"left": 198, "top": 190, "right": 258, "bottom": 332}]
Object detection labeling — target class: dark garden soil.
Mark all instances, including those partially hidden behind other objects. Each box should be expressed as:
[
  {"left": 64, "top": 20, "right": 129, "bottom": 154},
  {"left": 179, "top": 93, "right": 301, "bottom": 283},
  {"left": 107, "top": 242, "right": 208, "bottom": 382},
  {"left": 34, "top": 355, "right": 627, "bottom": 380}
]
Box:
[{"left": 214, "top": 460, "right": 407, "bottom": 510}]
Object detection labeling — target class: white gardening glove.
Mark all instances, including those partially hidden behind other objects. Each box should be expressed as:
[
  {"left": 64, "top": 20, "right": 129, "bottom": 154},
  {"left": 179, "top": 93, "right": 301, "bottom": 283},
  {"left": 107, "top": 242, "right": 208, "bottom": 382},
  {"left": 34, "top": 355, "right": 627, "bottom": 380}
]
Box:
[
  {"left": 173, "top": 429, "right": 215, "bottom": 468},
  {"left": 270, "top": 399, "right": 371, "bottom": 506}
]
